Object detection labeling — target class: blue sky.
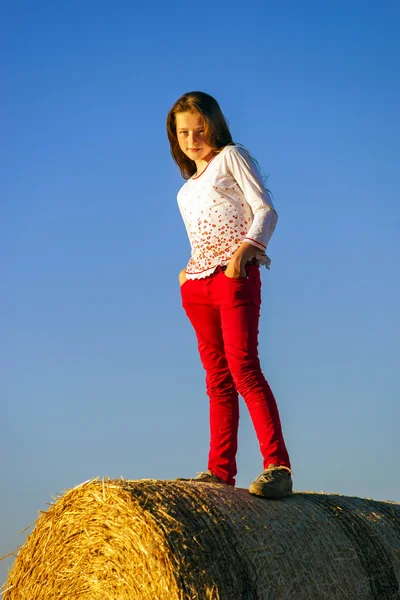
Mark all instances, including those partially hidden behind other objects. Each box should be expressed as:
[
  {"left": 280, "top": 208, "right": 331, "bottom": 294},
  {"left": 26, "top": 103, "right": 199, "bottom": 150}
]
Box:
[{"left": 1, "top": 0, "right": 399, "bottom": 586}]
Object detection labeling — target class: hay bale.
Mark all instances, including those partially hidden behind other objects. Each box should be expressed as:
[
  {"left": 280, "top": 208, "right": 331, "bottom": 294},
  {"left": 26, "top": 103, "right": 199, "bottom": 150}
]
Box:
[{"left": 2, "top": 479, "right": 399, "bottom": 599}]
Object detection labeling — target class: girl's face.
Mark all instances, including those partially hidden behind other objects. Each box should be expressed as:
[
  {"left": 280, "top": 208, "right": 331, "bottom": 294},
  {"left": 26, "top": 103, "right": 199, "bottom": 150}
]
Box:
[{"left": 175, "top": 111, "right": 215, "bottom": 163}]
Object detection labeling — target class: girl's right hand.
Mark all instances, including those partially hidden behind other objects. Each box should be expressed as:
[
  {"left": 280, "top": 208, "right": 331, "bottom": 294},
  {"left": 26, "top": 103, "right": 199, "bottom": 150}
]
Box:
[{"left": 179, "top": 268, "right": 187, "bottom": 287}]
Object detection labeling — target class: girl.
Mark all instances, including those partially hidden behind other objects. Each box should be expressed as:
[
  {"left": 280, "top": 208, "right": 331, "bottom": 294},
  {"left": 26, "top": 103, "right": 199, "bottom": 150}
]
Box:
[{"left": 166, "top": 91, "right": 292, "bottom": 499}]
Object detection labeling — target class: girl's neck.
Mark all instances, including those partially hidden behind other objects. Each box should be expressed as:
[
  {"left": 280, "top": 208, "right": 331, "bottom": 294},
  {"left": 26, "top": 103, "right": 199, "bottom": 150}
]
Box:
[{"left": 194, "top": 149, "right": 219, "bottom": 177}]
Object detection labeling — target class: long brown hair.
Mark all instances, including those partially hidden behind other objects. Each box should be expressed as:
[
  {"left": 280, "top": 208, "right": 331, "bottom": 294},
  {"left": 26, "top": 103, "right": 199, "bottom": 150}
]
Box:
[{"left": 166, "top": 91, "right": 234, "bottom": 179}]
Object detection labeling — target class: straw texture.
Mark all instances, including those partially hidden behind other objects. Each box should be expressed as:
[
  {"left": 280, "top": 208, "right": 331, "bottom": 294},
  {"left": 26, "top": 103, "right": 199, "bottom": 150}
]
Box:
[{"left": 2, "top": 479, "right": 399, "bottom": 599}]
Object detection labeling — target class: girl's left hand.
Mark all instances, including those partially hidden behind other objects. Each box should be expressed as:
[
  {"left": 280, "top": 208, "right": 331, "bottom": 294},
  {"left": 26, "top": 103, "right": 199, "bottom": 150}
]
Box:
[{"left": 224, "top": 257, "right": 246, "bottom": 278}]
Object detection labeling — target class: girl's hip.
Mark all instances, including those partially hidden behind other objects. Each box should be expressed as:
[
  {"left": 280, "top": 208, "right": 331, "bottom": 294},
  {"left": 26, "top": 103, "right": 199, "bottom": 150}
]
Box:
[{"left": 181, "top": 262, "right": 261, "bottom": 307}]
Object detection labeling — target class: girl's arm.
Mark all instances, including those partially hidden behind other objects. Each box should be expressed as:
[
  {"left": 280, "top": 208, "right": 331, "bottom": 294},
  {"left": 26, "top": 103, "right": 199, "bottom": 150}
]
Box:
[
  {"left": 226, "top": 145, "right": 278, "bottom": 248},
  {"left": 225, "top": 146, "right": 278, "bottom": 276}
]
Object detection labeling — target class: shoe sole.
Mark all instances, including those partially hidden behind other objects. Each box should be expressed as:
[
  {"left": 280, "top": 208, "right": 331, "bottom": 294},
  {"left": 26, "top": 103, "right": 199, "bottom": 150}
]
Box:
[{"left": 249, "top": 485, "right": 293, "bottom": 499}]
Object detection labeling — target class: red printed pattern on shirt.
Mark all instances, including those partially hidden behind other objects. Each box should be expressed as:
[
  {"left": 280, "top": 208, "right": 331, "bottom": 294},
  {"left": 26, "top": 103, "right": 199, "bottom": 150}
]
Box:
[{"left": 183, "top": 188, "right": 252, "bottom": 275}]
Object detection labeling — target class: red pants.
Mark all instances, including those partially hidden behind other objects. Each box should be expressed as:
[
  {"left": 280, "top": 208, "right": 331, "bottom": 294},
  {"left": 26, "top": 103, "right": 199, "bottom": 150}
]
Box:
[{"left": 181, "top": 264, "right": 291, "bottom": 486}]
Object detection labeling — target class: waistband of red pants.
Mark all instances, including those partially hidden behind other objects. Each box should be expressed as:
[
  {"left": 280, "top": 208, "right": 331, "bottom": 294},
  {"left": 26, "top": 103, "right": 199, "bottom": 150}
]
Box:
[{"left": 218, "top": 257, "right": 258, "bottom": 272}]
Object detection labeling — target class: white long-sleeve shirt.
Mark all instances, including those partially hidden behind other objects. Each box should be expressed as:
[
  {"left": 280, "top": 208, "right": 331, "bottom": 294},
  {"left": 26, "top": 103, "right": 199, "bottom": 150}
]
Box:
[{"left": 177, "top": 143, "right": 278, "bottom": 280}]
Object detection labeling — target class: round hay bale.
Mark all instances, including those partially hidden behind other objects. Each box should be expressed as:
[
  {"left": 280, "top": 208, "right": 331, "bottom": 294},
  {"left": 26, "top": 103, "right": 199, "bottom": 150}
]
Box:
[{"left": 2, "top": 479, "right": 399, "bottom": 599}]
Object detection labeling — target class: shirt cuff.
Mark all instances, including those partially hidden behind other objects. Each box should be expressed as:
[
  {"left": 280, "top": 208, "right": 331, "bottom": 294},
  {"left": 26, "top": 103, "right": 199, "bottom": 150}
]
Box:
[
  {"left": 255, "top": 253, "right": 271, "bottom": 270},
  {"left": 243, "top": 237, "right": 267, "bottom": 251}
]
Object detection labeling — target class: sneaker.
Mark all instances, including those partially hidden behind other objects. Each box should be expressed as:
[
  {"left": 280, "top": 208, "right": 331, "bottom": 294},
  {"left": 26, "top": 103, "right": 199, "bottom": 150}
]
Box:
[
  {"left": 249, "top": 464, "right": 293, "bottom": 499},
  {"left": 176, "top": 470, "right": 232, "bottom": 485}
]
